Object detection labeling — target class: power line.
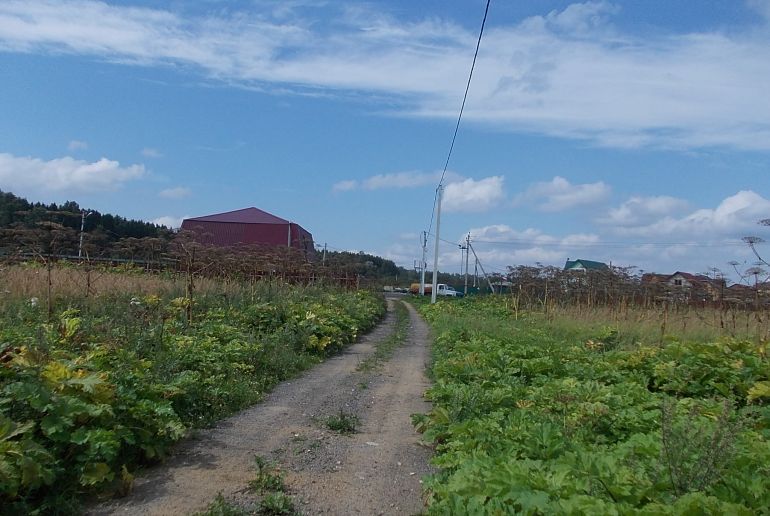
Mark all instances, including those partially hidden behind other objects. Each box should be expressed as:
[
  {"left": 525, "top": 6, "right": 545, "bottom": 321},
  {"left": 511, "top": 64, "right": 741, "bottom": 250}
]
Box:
[
  {"left": 470, "top": 239, "right": 746, "bottom": 248},
  {"left": 427, "top": 0, "right": 491, "bottom": 237},
  {"left": 428, "top": 233, "right": 746, "bottom": 251}
]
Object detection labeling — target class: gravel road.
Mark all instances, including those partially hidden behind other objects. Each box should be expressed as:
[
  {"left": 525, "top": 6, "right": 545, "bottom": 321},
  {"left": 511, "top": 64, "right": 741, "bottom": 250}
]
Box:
[{"left": 89, "top": 296, "right": 434, "bottom": 515}]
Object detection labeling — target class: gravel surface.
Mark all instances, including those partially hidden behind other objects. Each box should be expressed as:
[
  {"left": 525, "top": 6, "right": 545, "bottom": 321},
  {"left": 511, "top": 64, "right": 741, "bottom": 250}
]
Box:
[{"left": 89, "top": 296, "right": 435, "bottom": 515}]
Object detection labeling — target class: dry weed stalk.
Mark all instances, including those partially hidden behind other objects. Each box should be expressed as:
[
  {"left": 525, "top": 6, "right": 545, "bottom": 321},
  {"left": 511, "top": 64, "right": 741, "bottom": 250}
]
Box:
[{"left": 660, "top": 398, "right": 741, "bottom": 497}]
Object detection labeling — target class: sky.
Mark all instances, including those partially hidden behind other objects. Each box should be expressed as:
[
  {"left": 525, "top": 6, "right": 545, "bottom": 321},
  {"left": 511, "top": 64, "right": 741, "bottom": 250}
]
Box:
[{"left": 0, "top": 0, "right": 769, "bottom": 283}]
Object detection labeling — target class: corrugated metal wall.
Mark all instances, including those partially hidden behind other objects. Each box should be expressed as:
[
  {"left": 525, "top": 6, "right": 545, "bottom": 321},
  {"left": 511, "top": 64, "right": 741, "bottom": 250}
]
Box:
[{"left": 181, "top": 220, "right": 314, "bottom": 252}]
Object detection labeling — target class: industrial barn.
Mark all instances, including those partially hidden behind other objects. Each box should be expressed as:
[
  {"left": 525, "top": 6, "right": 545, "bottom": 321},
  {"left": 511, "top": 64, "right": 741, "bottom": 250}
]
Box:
[{"left": 180, "top": 207, "right": 314, "bottom": 255}]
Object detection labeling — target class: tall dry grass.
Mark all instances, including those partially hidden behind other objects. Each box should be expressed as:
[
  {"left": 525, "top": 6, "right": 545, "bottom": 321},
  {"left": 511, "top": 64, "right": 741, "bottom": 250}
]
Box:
[
  {"left": 0, "top": 263, "right": 242, "bottom": 302},
  {"left": 517, "top": 299, "right": 769, "bottom": 346}
]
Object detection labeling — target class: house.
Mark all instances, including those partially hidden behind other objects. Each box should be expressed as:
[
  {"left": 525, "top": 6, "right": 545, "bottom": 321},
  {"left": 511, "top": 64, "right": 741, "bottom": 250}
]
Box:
[
  {"left": 642, "top": 271, "right": 726, "bottom": 302},
  {"left": 181, "top": 207, "right": 314, "bottom": 254},
  {"left": 640, "top": 273, "right": 669, "bottom": 284},
  {"left": 564, "top": 259, "right": 610, "bottom": 272}
]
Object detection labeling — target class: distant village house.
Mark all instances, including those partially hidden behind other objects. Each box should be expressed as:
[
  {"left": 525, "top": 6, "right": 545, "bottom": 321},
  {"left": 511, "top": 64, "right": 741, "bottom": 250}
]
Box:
[{"left": 563, "top": 259, "right": 610, "bottom": 272}]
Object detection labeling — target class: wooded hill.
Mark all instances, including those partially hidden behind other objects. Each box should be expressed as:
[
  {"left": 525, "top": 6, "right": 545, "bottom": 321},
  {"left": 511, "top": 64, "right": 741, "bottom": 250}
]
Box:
[{"left": 0, "top": 191, "right": 432, "bottom": 285}]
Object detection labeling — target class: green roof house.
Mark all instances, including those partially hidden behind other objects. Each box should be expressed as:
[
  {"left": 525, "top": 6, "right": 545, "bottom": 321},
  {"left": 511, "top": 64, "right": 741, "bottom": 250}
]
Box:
[{"left": 564, "top": 259, "right": 610, "bottom": 272}]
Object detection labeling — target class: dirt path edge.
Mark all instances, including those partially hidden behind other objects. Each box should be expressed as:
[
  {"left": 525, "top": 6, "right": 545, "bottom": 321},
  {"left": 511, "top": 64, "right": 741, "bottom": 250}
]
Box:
[{"left": 89, "top": 296, "right": 434, "bottom": 516}]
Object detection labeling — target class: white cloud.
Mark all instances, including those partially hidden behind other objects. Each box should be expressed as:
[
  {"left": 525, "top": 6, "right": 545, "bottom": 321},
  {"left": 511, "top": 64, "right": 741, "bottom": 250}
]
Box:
[
  {"left": 332, "top": 179, "right": 358, "bottom": 192},
  {"left": 611, "top": 190, "right": 770, "bottom": 237},
  {"left": 159, "top": 186, "right": 191, "bottom": 199},
  {"left": 332, "top": 171, "right": 465, "bottom": 192},
  {"left": 468, "top": 224, "right": 556, "bottom": 246},
  {"left": 544, "top": 1, "right": 620, "bottom": 34},
  {"left": 467, "top": 223, "right": 599, "bottom": 249},
  {"left": 332, "top": 171, "right": 463, "bottom": 192},
  {"left": 456, "top": 224, "right": 604, "bottom": 269},
  {"left": 141, "top": 147, "right": 162, "bottom": 158},
  {"left": 443, "top": 176, "right": 505, "bottom": 213},
  {"left": 67, "top": 139, "right": 88, "bottom": 151},
  {"left": 0, "top": 152, "right": 145, "bottom": 196},
  {"left": 515, "top": 176, "right": 610, "bottom": 211},
  {"left": 362, "top": 171, "right": 441, "bottom": 190},
  {"left": 152, "top": 215, "right": 186, "bottom": 229},
  {"left": 600, "top": 195, "right": 691, "bottom": 226},
  {"left": 1, "top": 1, "right": 769, "bottom": 150},
  {"left": 380, "top": 216, "right": 757, "bottom": 280}
]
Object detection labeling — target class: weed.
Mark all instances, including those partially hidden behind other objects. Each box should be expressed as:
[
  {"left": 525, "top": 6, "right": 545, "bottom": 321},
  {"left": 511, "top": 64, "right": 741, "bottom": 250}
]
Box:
[
  {"left": 660, "top": 398, "right": 742, "bottom": 497},
  {"left": 259, "top": 492, "right": 295, "bottom": 515},
  {"left": 357, "top": 301, "right": 409, "bottom": 372},
  {"left": 250, "top": 456, "right": 285, "bottom": 493},
  {"left": 195, "top": 493, "right": 251, "bottom": 516},
  {"left": 290, "top": 435, "right": 321, "bottom": 455},
  {"left": 325, "top": 410, "right": 359, "bottom": 435},
  {"left": 414, "top": 295, "right": 770, "bottom": 513},
  {"left": 0, "top": 263, "right": 386, "bottom": 512}
]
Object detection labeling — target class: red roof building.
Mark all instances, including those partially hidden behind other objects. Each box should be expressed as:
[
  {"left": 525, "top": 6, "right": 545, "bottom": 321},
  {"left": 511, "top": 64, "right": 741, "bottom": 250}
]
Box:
[{"left": 181, "top": 207, "right": 314, "bottom": 254}]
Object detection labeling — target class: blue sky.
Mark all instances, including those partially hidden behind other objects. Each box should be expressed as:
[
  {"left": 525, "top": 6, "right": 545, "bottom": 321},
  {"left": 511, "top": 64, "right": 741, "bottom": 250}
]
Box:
[{"left": 1, "top": 0, "right": 769, "bottom": 282}]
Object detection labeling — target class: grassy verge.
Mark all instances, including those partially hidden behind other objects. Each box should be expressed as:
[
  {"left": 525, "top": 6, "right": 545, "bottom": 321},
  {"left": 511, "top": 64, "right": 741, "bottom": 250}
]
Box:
[
  {"left": 357, "top": 300, "right": 410, "bottom": 372},
  {"left": 414, "top": 296, "right": 770, "bottom": 514},
  {"left": 0, "top": 264, "right": 384, "bottom": 514}
]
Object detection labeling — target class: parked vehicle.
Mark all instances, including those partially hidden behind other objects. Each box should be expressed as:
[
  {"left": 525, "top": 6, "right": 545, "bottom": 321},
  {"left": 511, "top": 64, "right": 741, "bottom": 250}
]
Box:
[{"left": 409, "top": 283, "right": 463, "bottom": 297}]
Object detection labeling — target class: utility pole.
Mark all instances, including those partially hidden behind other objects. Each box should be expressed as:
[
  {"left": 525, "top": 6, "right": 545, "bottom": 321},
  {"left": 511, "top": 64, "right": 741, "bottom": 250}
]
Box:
[
  {"left": 287, "top": 223, "right": 292, "bottom": 248},
  {"left": 419, "top": 231, "right": 427, "bottom": 296},
  {"left": 468, "top": 241, "right": 495, "bottom": 294},
  {"left": 322, "top": 242, "right": 327, "bottom": 266},
  {"left": 464, "top": 233, "right": 470, "bottom": 295},
  {"left": 431, "top": 186, "right": 443, "bottom": 304},
  {"left": 78, "top": 210, "right": 92, "bottom": 259}
]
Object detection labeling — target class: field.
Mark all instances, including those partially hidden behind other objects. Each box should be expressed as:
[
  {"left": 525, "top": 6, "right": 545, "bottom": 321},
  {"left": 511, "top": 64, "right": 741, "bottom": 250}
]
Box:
[
  {"left": 0, "top": 263, "right": 384, "bottom": 514},
  {"left": 414, "top": 296, "right": 770, "bottom": 514}
]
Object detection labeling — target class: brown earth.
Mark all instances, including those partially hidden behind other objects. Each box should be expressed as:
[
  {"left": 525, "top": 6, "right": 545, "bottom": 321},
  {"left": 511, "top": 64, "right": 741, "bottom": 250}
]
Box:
[{"left": 89, "top": 296, "right": 434, "bottom": 515}]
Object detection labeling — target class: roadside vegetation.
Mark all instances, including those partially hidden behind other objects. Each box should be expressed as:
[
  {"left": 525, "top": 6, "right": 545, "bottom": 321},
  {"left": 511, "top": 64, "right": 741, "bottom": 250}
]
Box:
[
  {"left": 0, "top": 263, "right": 383, "bottom": 514},
  {"left": 357, "top": 300, "right": 410, "bottom": 372},
  {"left": 414, "top": 296, "right": 770, "bottom": 514}
]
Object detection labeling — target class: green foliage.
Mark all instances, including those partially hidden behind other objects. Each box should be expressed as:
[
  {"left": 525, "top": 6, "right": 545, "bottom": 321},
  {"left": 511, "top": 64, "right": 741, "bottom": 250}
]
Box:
[
  {"left": 0, "top": 189, "right": 172, "bottom": 259},
  {"left": 0, "top": 281, "right": 384, "bottom": 512},
  {"left": 415, "top": 296, "right": 770, "bottom": 514},
  {"left": 357, "top": 300, "right": 409, "bottom": 372},
  {"left": 195, "top": 493, "right": 251, "bottom": 516},
  {"left": 324, "top": 410, "right": 359, "bottom": 435},
  {"left": 259, "top": 492, "right": 295, "bottom": 515},
  {"left": 250, "top": 456, "right": 285, "bottom": 493}
]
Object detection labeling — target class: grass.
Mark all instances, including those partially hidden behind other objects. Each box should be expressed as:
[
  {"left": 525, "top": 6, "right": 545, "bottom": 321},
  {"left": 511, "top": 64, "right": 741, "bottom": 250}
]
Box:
[
  {"left": 195, "top": 494, "right": 251, "bottom": 516},
  {"left": 357, "top": 300, "right": 410, "bottom": 372},
  {"left": 259, "top": 492, "right": 295, "bottom": 515},
  {"left": 196, "top": 456, "right": 296, "bottom": 516},
  {"left": 534, "top": 302, "right": 770, "bottom": 348},
  {"left": 422, "top": 294, "right": 770, "bottom": 347},
  {"left": 0, "top": 262, "right": 233, "bottom": 300},
  {"left": 249, "top": 456, "right": 286, "bottom": 493},
  {"left": 195, "top": 492, "right": 295, "bottom": 516},
  {"left": 324, "top": 410, "right": 359, "bottom": 435}
]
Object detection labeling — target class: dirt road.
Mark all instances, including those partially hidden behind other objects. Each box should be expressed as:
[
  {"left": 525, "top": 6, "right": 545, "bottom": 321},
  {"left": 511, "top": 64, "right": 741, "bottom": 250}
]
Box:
[{"left": 90, "top": 297, "right": 434, "bottom": 515}]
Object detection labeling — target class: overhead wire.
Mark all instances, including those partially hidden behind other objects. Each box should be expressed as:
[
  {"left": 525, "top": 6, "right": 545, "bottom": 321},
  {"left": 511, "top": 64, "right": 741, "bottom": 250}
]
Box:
[
  {"left": 427, "top": 0, "right": 491, "bottom": 237},
  {"left": 469, "top": 239, "right": 746, "bottom": 248}
]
